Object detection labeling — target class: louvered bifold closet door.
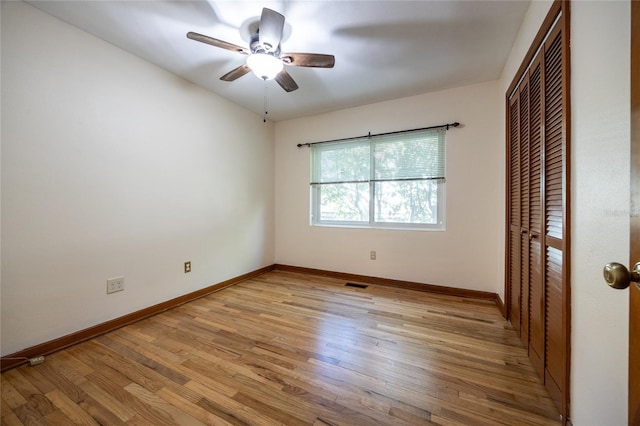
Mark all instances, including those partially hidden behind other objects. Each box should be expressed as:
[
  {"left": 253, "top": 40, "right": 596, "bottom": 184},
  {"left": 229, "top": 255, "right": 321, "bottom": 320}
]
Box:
[
  {"left": 519, "top": 75, "right": 532, "bottom": 345},
  {"left": 508, "top": 94, "right": 522, "bottom": 333},
  {"left": 528, "top": 52, "right": 545, "bottom": 376},
  {"left": 505, "top": 2, "right": 568, "bottom": 416},
  {"left": 542, "top": 22, "right": 566, "bottom": 407}
]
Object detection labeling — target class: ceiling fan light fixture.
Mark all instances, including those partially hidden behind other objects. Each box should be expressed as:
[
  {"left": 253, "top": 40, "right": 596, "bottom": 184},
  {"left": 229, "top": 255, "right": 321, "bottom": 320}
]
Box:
[
  {"left": 246, "top": 53, "right": 283, "bottom": 80},
  {"left": 188, "top": 7, "right": 332, "bottom": 93}
]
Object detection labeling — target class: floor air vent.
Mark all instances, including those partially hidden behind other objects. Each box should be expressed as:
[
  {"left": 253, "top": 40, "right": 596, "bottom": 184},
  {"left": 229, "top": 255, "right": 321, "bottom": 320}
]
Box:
[{"left": 345, "top": 282, "right": 368, "bottom": 289}]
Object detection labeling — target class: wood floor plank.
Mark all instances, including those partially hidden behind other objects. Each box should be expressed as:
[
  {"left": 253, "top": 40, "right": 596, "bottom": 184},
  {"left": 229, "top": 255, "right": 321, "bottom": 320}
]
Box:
[
  {"left": 13, "top": 402, "right": 44, "bottom": 426},
  {"left": 185, "top": 379, "right": 290, "bottom": 425},
  {"left": 2, "top": 370, "right": 41, "bottom": 403},
  {"left": 0, "top": 412, "right": 25, "bottom": 426},
  {"left": 123, "top": 382, "right": 206, "bottom": 426},
  {"left": 78, "top": 379, "right": 136, "bottom": 422},
  {"left": 155, "top": 386, "right": 234, "bottom": 426},
  {"left": 1, "top": 270, "right": 562, "bottom": 425},
  {"left": 1, "top": 380, "right": 27, "bottom": 412},
  {"left": 1, "top": 398, "right": 14, "bottom": 420},
  {"left": 42, "top": 409, "right": 74, "bottom": 424},
  {"left": 45, "top": 389, "right": 100, "bottom": 425}
]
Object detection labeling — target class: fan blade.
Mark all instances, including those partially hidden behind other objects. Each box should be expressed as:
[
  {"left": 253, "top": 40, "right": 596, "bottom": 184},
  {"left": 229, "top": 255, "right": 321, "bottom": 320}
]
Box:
[
  {"left": 258, "top": 8, "right": 284, "bottom": 52},
  {"left": 282, "top": 53, "right": 335, "bottom": 68},
  {"left": 220, "top": 65, "right": 251, "bottom": 82},
  {"left": 275, "top": 70, "right": 299, "bottom": 92},
  {"left": 187, "top": 32, "right": 249, "bottom": 55}
]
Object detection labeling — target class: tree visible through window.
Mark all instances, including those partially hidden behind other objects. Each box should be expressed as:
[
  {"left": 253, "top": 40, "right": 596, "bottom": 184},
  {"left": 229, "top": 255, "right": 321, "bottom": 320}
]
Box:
[{"left": 310, "top": 127, "right": 446, "bottom": 229}]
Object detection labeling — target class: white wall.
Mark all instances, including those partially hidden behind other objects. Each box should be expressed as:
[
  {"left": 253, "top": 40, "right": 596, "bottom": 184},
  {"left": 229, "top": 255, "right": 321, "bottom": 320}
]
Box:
[
  {"left": 274, "top": 80, "right": 503, "bottom": 294},
  {"left": 570, "top": 1, "right": 630, "bottom": 424},
  {"left": 500, "top": 1, "right": 631, "bottom": 424},
  {"left": 0, "top": 1, "right": 275, "bottom": 356}
]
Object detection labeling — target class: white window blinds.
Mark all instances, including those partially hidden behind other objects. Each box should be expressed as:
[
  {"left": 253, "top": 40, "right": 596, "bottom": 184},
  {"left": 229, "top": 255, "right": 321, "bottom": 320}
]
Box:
[
  {"left": 310, "top": 128, "right": 446, "bottom": 185},
  {"left": 311, "top": 139, "right": 370, "bottom": 184}
]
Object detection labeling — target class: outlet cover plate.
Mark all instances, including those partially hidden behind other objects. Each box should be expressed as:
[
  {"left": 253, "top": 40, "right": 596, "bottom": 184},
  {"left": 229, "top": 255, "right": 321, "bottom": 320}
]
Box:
[{"left": 107, "top": 277, "right": 124, "bottom": 294}]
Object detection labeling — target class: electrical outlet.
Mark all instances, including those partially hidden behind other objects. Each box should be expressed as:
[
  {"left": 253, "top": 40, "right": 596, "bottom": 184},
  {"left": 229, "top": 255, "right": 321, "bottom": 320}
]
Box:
[
  {"left": 370, "top": 250, "right": 377, "bottom": 260},
  {"left": 106, "top": 277, "right": 124, "bottom": 294},
  {"left": 184, "top": 261, "right": 191, "bottom": 273}
]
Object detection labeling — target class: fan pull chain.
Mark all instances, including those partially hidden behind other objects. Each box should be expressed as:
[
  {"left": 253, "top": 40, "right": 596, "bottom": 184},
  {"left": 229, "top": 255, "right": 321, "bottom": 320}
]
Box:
[{"left": 263, "top": 81, "right": 269, "bottom": 123}]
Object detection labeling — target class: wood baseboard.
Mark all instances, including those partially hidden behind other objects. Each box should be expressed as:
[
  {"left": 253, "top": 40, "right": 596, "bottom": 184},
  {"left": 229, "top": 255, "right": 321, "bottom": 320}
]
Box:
[
  {"left": 495, "top": 293, "right": 506, "bottom": 317},
  {"left": 1, "top": 265, "right": 275, "bottom": 372},
  {"left": 273, "top": 264, "right": 501, "bottom": 303}
]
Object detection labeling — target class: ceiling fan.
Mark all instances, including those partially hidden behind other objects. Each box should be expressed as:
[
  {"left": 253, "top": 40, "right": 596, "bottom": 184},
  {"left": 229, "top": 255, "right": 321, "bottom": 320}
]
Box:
[{"left": 187, "top": 8, "right": 335, "bottom": 92}]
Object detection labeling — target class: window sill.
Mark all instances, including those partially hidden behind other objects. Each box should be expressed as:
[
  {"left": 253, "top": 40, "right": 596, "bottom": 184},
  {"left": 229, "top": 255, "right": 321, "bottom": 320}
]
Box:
[{"left": 310, "top": 223, "right": 445, "bottom": 232}]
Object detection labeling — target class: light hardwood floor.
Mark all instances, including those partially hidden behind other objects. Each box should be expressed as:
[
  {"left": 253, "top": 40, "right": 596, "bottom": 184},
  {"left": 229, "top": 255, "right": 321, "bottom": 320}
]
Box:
[{"left": 1, "top": 270, "right": 561, "bottom": 425}]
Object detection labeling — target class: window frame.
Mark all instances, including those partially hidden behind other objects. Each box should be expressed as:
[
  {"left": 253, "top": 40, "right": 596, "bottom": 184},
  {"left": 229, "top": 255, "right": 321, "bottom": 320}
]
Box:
[
  {"left": 309, "top": 128, "right": 447, "bottom": 231},
  {"left": 310, "top": 181, "right": 446, "bottom": 230}
]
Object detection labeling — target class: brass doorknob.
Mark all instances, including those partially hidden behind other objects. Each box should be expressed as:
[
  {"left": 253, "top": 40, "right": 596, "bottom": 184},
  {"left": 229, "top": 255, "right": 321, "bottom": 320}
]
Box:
[{"left": 603, "top": 262, "right": 640, "bottom": 290}]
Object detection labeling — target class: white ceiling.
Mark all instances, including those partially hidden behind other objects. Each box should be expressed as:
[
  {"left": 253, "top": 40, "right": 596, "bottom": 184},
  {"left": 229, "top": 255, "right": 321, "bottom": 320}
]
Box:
[{"left": 27, "top": 1, "right": 530, "bottom": 122}]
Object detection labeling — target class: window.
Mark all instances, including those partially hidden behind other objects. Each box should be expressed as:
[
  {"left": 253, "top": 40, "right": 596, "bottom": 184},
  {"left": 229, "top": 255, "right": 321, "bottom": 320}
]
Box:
[{"left": 310, "top": 127, "right": 446, "bottom": 229}]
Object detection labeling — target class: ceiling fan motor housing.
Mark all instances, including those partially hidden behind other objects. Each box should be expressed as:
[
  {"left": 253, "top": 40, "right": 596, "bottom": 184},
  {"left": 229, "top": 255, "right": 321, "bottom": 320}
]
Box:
[{"left": 249, "top": 33, "right": 280, "bottom": 56}]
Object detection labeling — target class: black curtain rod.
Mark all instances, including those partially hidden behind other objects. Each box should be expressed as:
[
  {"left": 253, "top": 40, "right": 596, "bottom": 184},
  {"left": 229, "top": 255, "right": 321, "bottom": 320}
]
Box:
[{"left": 296, "top": 122, "right": 460, "bottom": 148}]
